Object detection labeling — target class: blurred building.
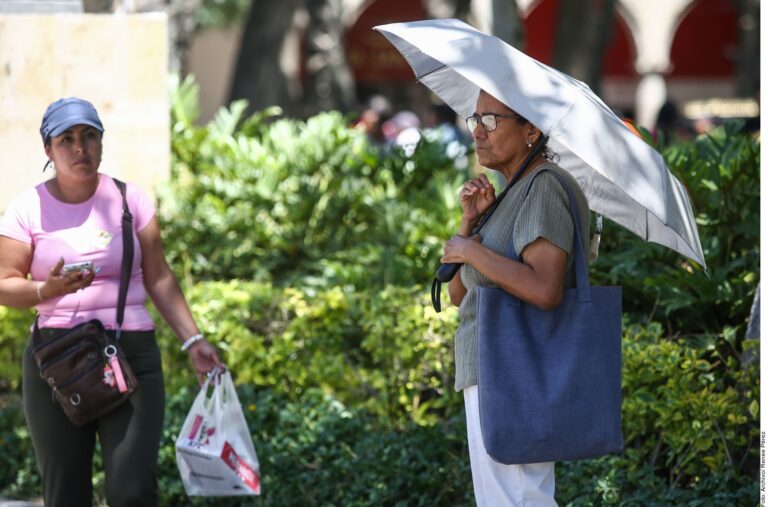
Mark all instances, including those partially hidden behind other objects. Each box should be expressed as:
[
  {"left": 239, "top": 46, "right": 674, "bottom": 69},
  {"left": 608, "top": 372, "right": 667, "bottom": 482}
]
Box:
[
  {"left": 0, "top": 5, "right": 169, "bottom": 211},
  {"left": 522, "top": 0, "right": 744, "bottom": 129},
  {"left": 187, "top": 0, "right": 754, "bottom": 130}
]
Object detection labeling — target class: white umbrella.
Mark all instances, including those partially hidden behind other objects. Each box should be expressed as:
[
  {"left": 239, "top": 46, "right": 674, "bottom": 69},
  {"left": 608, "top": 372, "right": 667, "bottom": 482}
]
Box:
[{"left": 375, "top": 19, "right": 706, "bottom": 270}]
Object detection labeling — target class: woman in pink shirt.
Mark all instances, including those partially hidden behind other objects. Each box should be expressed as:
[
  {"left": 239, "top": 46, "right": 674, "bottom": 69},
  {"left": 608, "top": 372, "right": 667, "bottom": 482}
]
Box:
[{"left": 0, "top": 97, "right": 222, "bottom": 507}]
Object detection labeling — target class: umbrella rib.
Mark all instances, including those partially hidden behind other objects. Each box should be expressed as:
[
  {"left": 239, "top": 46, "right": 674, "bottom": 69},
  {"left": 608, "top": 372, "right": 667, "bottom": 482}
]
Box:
[
  {"left": 376, "top": 20, "right": 707, "bottom": 271},
  {"left": 417, "top": 64, "right": 448, "bottom": 80}
]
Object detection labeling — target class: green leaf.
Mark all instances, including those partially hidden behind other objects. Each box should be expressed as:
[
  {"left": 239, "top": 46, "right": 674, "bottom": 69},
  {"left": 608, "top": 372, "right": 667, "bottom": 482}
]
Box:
[{"left": 748, "top": 400, "right": 759, "bottom": 419}]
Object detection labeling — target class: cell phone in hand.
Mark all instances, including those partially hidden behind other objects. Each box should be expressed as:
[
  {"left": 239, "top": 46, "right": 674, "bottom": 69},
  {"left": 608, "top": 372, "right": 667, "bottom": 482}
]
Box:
[{"left": 62, "top": 261, "right": 100, "bottom": 275}]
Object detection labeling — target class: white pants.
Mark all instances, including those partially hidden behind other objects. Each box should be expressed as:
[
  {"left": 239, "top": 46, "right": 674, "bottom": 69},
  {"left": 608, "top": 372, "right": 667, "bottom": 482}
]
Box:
[{"left": 464, "top": 385, "right": 557, "bottom": 507}]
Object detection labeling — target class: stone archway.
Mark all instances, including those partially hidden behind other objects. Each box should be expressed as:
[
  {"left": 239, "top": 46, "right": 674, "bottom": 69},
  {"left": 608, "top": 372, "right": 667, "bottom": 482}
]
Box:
[{"left": 617, "top": 0, "right": 697, "bottom": 129}]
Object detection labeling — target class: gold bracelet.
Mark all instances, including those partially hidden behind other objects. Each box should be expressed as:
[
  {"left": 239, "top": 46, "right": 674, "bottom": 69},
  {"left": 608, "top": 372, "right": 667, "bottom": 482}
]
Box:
[{"left": 36, "top": 282, "right": 45, "bottom": 303}]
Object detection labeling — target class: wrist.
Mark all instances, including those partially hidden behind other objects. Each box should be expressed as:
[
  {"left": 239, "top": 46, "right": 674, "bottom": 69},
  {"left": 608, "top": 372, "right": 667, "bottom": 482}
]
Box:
[
  {"left": 461, "top": 239, "right": 479, "bottom": 262},
  {"left": 181, "top": 333, "right": 204, "bottom": 352},
  {"left": 458, "top": 220, "right": 475, "bottom": 236}
]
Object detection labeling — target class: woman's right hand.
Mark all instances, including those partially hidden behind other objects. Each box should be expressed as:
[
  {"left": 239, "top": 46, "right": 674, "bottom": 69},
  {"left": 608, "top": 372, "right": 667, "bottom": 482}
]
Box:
[
  {"left": 38, "top": 258, "right": 96, "bottom": 300},
  {"left": 187, "top": 340, "right": 224, "bottom": 386},
  {"left": 459, "top": 174, "right": 496, "bottom": 230}
]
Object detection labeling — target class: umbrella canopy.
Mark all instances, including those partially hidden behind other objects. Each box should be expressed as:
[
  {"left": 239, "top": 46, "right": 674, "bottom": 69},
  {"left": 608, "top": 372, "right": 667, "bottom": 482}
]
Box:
[{"left": 375, "top": 19, "right": 706, "bottom": 270}]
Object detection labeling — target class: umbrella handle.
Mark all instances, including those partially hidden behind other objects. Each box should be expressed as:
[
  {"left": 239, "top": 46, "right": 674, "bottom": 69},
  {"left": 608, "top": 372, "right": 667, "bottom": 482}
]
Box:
[
  {"left": 431, "top": 262, "right": 461, "bottom": 313},
  {"left": 435, "top": 262, "right": 461, "bottom": 283}
]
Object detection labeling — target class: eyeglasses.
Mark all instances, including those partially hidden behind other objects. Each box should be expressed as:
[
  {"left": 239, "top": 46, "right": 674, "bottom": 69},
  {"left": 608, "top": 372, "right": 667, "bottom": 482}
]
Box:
[{"left": 465, "top": 113, "right": 523, "bottom": 132}]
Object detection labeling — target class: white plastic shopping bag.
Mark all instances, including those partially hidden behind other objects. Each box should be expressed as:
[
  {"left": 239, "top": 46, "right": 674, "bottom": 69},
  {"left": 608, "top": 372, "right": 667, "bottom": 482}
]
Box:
[{"left": 175, "top": 369, "right": 261, "bottom": 496}]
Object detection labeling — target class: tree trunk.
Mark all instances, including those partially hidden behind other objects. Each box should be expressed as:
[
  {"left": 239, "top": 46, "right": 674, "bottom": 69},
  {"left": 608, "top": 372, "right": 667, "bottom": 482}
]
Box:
[
  {"left": 228, "top": 0, "right": 303, "bottom": 115},
  {"left": 165, "top": 0, "right": 204, "bottom": 75},
  {"left": 552, "top": 0, "right": 617, "bottom": 93},
  {"left": 731, "top": 0, "right": 760, "bottom": 97},
  {"left": 465, "top": 0, "right": 523, "bottom": 49},
  {"left": 303, "top": 0, "right": 356, "bottom": 116},
  {"left": 492, "top": 0, "right": 522, "bottom": 49},
  {"left": 425, "top": 0, "right": 472, "bottom": 20}
]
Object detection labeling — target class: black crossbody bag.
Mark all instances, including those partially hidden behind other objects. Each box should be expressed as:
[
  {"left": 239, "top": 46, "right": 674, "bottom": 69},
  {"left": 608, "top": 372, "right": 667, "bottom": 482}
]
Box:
[{"left": 31, "top": 178, "right": 139, "bottom": 426}]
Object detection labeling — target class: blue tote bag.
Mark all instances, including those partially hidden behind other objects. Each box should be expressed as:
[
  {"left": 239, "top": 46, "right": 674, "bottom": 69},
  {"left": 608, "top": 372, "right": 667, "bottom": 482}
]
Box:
[{"left": 476, "top": 169, "right": 623, "bottom": 465}]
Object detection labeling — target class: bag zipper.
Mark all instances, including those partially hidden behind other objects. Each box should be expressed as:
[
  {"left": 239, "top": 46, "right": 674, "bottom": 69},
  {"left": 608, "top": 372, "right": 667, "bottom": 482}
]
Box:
[
  {"left": 39, "top": 336, "right": 102, "bottom": 372},
  {"left": 54, "top": 360, "right": 103, "bottom": 390}
]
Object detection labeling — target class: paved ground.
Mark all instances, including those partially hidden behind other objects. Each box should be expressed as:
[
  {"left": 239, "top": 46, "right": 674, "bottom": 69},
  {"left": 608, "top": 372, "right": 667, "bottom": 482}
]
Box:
[{"left": 0, "top": 498, "right": 42, "bottom": 506}]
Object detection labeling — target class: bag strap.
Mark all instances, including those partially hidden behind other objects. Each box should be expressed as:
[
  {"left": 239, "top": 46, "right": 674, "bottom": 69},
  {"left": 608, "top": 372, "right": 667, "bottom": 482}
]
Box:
[
  {"left": 113, "top": 178, "right": 134, "bottom": 339},
  {"left": 513, "top": 168, "right": 591, "bottom": 302},
  {"left": 467, "top": 135, "right": 551, "bottom": 235}
]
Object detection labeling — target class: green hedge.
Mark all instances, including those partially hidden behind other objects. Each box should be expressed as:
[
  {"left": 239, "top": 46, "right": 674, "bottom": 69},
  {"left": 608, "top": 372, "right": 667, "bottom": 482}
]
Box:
[
  {"left": 162, "top": 76, "right": 467, "bottom": 289},
  {"left": 593, "top": 122, "right": 760, "bottom": 341},
  {"left": 1, "top": 297, "right": 756, "bottom": 504},
  {"left": 156, "top": 281, "right": 462, "bottom": 425},
  {"left": 154, "top": 387, "right": 473, "bottom": 506}
]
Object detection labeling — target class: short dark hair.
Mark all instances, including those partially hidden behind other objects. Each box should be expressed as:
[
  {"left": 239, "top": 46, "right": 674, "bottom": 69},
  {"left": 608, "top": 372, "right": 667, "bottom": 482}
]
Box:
[{"left": 512, "top": 113, "right": 558, "bottom": 162}]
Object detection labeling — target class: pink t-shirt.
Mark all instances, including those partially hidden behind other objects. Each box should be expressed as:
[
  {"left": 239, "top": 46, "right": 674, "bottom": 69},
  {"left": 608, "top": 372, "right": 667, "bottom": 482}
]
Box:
[{"left": 0, "top": 173, "right": 156, "bottom": 330}]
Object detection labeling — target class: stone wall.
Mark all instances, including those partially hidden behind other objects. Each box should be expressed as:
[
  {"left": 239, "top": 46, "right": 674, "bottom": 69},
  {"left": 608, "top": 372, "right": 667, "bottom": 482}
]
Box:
[{"left": 0, "top": 13, "right": 168, "bottom": 212}]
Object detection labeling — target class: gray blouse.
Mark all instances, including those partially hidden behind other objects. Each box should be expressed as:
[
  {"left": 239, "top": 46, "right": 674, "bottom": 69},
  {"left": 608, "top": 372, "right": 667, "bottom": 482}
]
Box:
[{"left": 453, "top": 162, "right": 590, "bottom": 391}]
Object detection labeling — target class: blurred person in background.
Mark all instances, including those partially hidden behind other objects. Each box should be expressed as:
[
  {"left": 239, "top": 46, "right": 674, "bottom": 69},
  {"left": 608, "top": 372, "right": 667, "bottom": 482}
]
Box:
[
  {"left": 381, "top": 110, "right": 422, "bottom": 156},
  {"left": 425, "top": 103, "right": 466, "bottom": 145},
  {"left": 354, "top": 94, "right": 392, "bottom": 145},
  {"left": 654, "top": 100, "right": 692, "bottom": 144},
  {"left": 424, "top": 102, "right": 471, "bottom": 169}
]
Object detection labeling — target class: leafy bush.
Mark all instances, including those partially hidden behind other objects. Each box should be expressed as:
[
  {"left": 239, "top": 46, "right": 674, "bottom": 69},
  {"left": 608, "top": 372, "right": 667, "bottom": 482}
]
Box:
[
  {"left": 161, "top": 76, "right": 468, "bottom": 289},
  {"left": 151, "top": 285, "right": 758, "bottom": 505},
  {"left": 592, "top": 122, "right": 759, "bottom": 342},
  {"left": 579, "top": 123, "right": 760, "bottom": 504},
  {"left": 620, "top": 324, "right": 758, "bottom": 486},
  {"left": 154, "top": 281, "right": 462, "bottom": 426},
  {"left": 0, "top": 396, "right": 39, "bottom": 500},
  {"left": 5, "top": 317, "right": 755, "bottom": 504},
  {"left": 0, "top": 385, "right": 473, "bottom": 507},
  {"left": 155, "top": 387, "right": 473, "bottom": 507},
  {"left": 0, "top": 306, "right": 34, "bottom": 393},
  {"left": 556, "top": 456, "right": 757, "bottom": 506}
]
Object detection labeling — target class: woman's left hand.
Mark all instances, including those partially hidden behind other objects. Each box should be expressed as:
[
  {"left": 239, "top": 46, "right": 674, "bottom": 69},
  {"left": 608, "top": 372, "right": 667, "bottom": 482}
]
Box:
[
  {"left": 441, "top": 234, "right": 483, "bottom": 265},
  {"left": 187, "top": 340, "right": 223, "bottom": 385}
]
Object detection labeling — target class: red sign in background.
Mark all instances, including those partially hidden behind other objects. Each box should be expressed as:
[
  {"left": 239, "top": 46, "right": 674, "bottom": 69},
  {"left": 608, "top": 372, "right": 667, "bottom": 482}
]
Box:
[
  {"left": 345, "top": 0, "right": 427, "bottom": 83},
  {"left": 523, "top": 0, "right": 636, "bottom": 77},
  {"left": 669, "top": 0, "right": 737, "bottom": 77},
  {"left": 344, "top": 0, "right": 737, "bottom": 84}
]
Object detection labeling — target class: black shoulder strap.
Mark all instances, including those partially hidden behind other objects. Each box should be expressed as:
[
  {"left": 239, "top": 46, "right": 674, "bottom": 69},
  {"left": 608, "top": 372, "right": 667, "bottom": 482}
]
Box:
[{"left": 113, "top": 178, "right": 134, "bottom": 338}]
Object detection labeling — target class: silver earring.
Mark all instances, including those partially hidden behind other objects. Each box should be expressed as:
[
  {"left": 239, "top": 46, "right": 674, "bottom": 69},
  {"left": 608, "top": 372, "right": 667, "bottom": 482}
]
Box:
[{"left": 527, "top": 141, "right": 532, "bottom": 148}]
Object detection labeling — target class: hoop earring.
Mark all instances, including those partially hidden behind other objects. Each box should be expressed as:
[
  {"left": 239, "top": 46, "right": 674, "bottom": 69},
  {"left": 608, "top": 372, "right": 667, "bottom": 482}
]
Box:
[{"left": 43, "top": 160, "right": 55, "bottom": 172}]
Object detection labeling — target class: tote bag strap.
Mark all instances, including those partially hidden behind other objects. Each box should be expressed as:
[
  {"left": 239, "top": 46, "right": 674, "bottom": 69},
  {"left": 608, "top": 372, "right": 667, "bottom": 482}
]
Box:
[
  {"left": 112, "top": 178, "right": 134, "bottom": 339},
  {"left": 511, "top": 168, "right": 591, "bottom": 302}
]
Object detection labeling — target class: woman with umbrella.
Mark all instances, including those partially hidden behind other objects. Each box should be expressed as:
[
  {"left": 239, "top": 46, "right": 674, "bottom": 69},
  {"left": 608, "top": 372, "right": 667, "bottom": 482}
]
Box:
[
  {"left": 377, "top": 18, "right": 706, "bottom": 507},
  {"left": 441, "top": 89, "right": 589, "bottom": 505}
]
